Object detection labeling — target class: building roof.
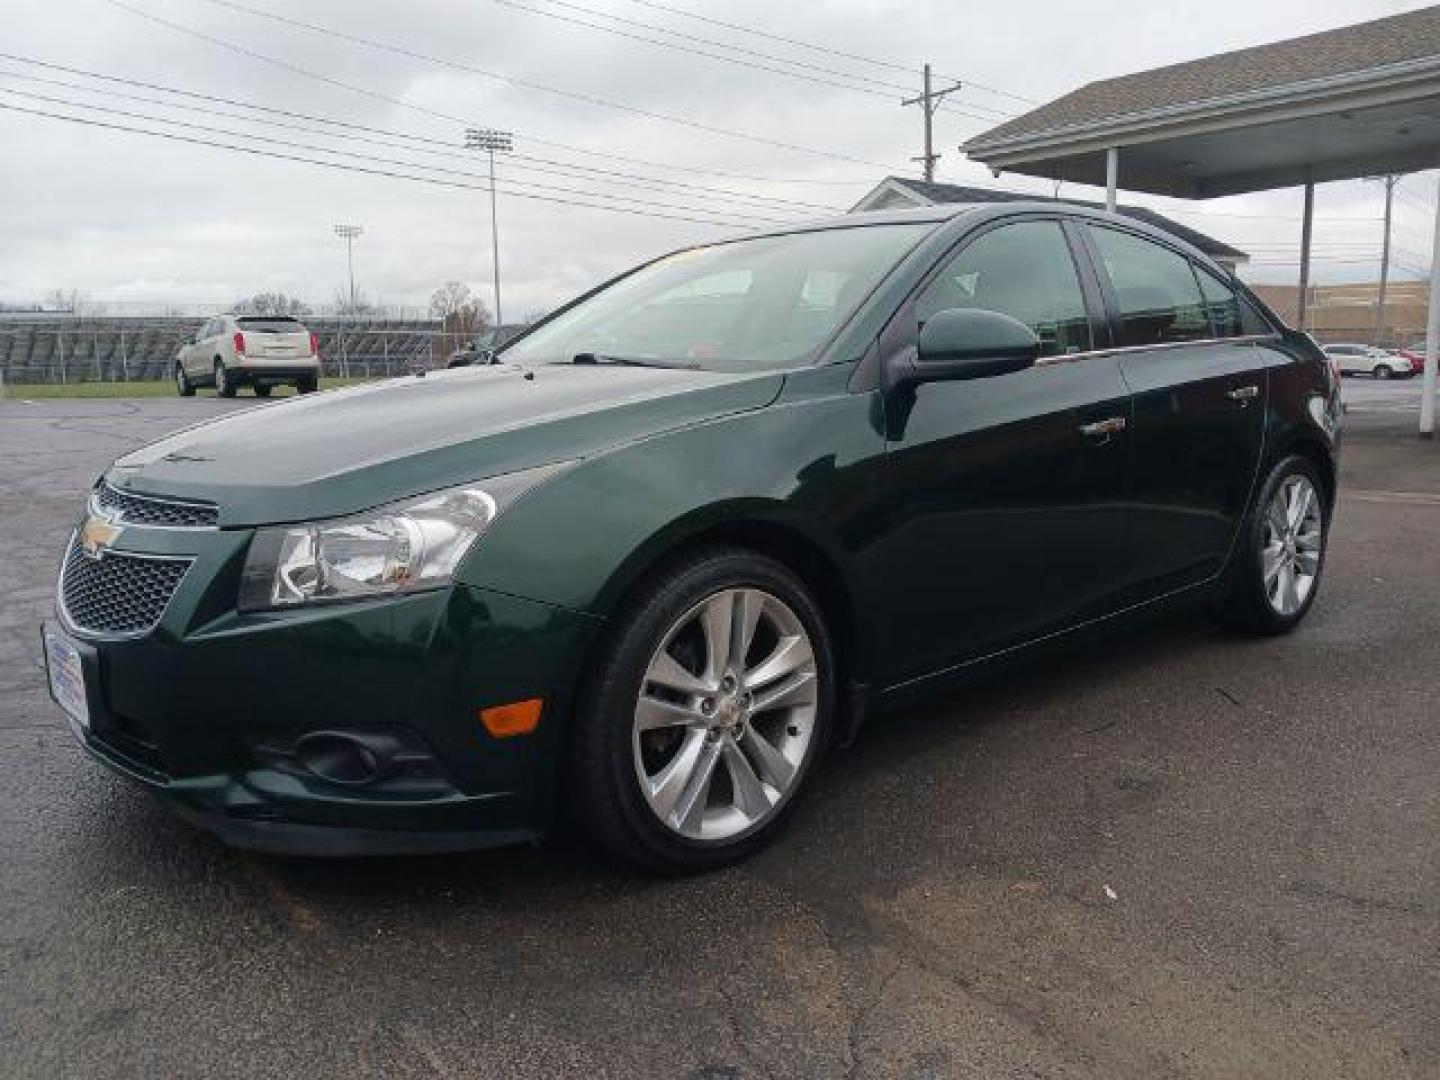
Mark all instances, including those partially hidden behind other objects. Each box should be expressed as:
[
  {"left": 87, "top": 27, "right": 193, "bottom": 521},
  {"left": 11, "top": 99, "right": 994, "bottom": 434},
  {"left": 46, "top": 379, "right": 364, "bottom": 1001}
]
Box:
[
  {"left": 851, "top": 177, "right": 1247, "bottom": 262},
  {"left": 968, "top": 7, "right": 1440, "bottom": 150}
]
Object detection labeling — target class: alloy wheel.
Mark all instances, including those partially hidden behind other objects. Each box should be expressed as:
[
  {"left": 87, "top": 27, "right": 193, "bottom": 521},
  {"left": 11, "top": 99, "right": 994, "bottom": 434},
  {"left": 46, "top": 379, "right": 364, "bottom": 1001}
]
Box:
[
  {"left": 632, "top": 587, "right": 818, "bottom": 842},
  {"left": 1262, "top": 474, "right": 1323, "bottom": 616}
]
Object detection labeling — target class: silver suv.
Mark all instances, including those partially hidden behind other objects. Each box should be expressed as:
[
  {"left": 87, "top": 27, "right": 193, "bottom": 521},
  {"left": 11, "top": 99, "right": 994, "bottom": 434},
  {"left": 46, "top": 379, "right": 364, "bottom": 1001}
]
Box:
[{"left": 175, "top": 314, "right": 321, "bottom": 397}]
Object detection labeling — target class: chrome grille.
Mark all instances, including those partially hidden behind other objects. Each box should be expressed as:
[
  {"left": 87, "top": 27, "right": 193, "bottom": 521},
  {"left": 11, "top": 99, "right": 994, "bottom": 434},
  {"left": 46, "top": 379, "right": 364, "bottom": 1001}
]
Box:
[
  {"left": 59, "top": 537, "right": 192, "bottom": 637},
  {"left": 94, "top": 482, "right": 218, "bottom": 528}
]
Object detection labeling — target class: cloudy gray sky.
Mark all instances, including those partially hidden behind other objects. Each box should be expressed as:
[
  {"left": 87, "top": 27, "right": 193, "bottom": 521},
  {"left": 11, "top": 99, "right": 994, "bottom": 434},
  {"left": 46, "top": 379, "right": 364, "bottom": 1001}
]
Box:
[{"left": 0, "top": 0, "right": 1434, "bottom": 317}]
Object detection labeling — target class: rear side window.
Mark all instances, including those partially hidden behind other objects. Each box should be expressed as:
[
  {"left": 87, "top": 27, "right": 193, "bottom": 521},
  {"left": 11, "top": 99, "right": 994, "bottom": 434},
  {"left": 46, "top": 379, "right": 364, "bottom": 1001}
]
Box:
[
  {"left": 1194, "top": 268, "right": 1273, "bottom": 337},
  {"left": 1088, "top": 226, "right": 1209, "bottom": 347},
  {"left": 236, "top": 317, "right": 306, "bottom": 333},
  {"left": 916, "top": 220, "right": 1092, "bottom": 358}
]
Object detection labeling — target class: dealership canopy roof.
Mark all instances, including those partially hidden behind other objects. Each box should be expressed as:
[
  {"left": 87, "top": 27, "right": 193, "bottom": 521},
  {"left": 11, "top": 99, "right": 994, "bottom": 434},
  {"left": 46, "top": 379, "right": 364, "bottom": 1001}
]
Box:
[
  {"left": 962, "top": 6, "right": 1440, "bottom": 435},
  {"left": 962, "top": 7, "right": 1440, "bottom": 197}
]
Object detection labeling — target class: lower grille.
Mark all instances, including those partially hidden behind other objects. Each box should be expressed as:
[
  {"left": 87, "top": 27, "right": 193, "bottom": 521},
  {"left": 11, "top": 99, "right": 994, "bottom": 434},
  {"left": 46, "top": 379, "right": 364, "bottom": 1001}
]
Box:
[{"left": 59, "top": 537, "right": 192, "bottom": 637}]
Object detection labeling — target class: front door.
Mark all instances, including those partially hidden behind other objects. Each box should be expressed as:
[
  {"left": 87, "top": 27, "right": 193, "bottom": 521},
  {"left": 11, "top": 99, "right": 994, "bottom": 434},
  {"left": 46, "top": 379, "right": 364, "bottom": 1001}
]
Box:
[
  {"left": 875, "top": 217, "right": 1133, "bottom": 687},
  {"left": 1081, "top": 225, "right": 1271, "bottom": 595}
]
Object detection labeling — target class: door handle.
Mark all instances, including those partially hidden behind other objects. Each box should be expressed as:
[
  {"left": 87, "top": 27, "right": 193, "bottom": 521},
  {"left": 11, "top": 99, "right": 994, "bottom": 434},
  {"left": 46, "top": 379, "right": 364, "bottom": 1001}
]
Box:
[
  {"left": 1226, "top": 384, "right": 1259, "bottom": 406},
  {"left": 1078, "top": 416, "right": 1127, "bottom": 439}
]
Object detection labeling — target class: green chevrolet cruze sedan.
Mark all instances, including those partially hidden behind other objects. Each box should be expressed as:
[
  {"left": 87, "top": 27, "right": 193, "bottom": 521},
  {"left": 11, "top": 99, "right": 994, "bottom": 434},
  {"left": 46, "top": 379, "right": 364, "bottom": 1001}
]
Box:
[{"left": 43, "top": 203, "right": 1341, "bottom": 871}]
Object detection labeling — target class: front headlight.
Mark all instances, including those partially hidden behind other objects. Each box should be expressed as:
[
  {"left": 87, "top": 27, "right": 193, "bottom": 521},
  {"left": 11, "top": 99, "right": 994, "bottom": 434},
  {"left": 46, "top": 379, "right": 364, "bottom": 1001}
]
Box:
[{"left": 238, "top": 462, "right": 569, "bottom": 612}]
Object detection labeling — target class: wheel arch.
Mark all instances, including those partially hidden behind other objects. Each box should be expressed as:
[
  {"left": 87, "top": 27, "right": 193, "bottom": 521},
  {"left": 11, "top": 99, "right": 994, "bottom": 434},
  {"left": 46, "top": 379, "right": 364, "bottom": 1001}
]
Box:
[
  {"left": 1272, "top": 434, "right": 1337, "bottom": 515},
  {"left": 587, "top": 504, "right": 868, "bottom": 729}
]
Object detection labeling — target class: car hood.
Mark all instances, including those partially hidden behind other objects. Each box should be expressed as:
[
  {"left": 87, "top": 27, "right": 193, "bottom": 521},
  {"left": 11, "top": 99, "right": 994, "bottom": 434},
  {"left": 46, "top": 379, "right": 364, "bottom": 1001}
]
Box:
[{"left": 108, "top": 363, "right": 783, "bottom": 526}]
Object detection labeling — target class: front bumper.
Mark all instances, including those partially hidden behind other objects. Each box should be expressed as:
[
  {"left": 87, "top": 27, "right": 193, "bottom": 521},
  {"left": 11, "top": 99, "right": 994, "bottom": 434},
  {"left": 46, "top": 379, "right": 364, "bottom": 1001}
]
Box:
[{"left": 45, "top": 576, "right": 602, "bottom": 856}]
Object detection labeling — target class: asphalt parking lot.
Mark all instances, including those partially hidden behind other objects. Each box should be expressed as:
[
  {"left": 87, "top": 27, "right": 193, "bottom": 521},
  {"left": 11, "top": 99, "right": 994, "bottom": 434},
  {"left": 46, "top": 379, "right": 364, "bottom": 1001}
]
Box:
[{"left": 2, "top": 391, "right": 1438, "bottom": 1079}]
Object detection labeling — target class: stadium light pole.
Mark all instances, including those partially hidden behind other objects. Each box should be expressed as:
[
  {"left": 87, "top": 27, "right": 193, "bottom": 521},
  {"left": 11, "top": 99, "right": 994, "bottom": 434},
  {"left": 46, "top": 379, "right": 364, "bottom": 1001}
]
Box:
[
  {"left": 333, "top": 223, "right": 363, "bottom": 377},
  {"left": 464, "top": 128, "right": 514, "bottom": 327},
  {"left": 333, "top": 223, "right": 363, "bottom": 311}
]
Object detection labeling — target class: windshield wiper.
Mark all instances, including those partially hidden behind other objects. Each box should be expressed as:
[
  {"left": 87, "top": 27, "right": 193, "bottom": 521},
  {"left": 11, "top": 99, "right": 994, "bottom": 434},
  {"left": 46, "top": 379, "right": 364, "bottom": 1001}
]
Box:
[{"left": 571, "top": 352, "right": 700, "bottom": 370}]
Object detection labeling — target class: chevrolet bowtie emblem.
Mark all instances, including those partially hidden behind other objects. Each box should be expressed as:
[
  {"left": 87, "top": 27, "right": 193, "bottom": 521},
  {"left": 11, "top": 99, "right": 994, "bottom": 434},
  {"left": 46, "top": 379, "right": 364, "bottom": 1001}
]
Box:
[{"left": 79, "top": 513, "right": 122, "bottom": 558}]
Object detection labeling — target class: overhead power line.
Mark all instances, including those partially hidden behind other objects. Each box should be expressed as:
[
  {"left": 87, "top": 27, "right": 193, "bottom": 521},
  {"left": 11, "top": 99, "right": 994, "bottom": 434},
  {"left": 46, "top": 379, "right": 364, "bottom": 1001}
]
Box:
[
  {"left": 0, "top": 101, "right": 795, "bottom": 230},
  {"left": 0, "top": 50, "right": 864, "bottom": 191},
  {"left": 141, "top": 0, "right": 899, "bottom": 169},
  {"left": 0, "top": 63, "right": 844, "bottom": 215},
  {"left": 613, "top": 0, "right": 1038, "bottom": 107},
  {"left": 0, "top": 86, "right": 801, "bottom": 226},
  {"left": 481, "top": 0, "right": 1015, "bottom": 122}
]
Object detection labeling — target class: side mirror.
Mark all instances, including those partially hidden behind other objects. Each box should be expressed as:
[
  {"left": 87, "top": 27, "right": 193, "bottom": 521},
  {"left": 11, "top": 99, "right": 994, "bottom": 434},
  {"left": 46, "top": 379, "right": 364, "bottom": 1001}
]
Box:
[{"left": 889, "top": 308, "right": 1040, "bottom": 390}]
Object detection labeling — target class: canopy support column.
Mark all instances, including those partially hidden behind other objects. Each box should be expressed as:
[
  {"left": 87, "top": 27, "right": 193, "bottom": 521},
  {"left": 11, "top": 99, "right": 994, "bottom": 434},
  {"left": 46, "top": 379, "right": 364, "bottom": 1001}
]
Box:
[
  {"left": 1104, "top": 148, "right": 1119, "bottom": 212},
  {"left": 1421, "top": 172, "right": 1440, "bottom": 439},
  {"left": 1297, "top": 182, "right": 1315, "bottom": 331}
]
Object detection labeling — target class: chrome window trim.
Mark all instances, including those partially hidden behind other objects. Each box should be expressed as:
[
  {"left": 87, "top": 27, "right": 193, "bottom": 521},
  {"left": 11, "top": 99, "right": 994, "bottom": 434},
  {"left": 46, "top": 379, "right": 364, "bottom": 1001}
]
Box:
[
  {"left": 1034, "top": 332, "right": 1282, "bottom": 367},
  {"left": 55, "top": 529, "right": 195, "bottom": 642},
  {"left": 92, "top": 481, "right": 220, "bottom": 532}
]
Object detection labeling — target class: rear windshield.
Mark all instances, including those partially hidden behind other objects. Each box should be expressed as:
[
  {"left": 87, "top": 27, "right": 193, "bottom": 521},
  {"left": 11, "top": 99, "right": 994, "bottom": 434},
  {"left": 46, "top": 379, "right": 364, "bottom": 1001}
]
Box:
[{"left": 236, "top": 317, "right": 305, "bottom": 332}]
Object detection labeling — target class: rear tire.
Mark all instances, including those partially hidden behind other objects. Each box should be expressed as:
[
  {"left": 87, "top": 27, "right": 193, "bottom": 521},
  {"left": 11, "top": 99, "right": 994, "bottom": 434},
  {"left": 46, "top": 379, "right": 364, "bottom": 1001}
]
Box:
[
  {"left": 1374, "top": 364, "right": 1393, "bottom": 380},
  {"left": 297, "top": 376, "right": 318, "bottom": 394},
  {"left": 253, "top": 384, "right": 272, "bottom": 398},
  {"left": 214, "top": 360, "right": 236, "bottom": 398},
  {"left": 570, "top": 547, "right": 835, "bottom": 873},
  {"left": 175, "top": 365, "right": 194, "bottom": 397},
  {"left": 1213, "top": 455, "right": 1329, "bottom": 635}
]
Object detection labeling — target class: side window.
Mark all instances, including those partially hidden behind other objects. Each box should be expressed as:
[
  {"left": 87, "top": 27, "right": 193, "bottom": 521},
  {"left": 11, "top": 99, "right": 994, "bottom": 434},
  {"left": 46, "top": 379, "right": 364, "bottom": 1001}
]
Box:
[
  {"left": 1236, "top": 293, "right": 1273, "bottom": 336},
  {"left": 1088, "top": 226, "right": 1210, "bottom": 347},
  {"left": 1194, "top": 268, "right": 1243, "bottom": 337},
  {"left": 915, "top": 220, "right": 1092, "bottom": 358},
  {"left": 1195, "top": 267, "right": 1274, "bottom": 337}
]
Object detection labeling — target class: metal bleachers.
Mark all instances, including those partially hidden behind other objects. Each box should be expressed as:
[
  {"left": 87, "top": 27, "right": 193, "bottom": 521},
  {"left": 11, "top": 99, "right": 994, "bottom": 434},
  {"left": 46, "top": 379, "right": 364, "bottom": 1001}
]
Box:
[{"left": 0, "top": 316, "right": 447, "bottom": 385}]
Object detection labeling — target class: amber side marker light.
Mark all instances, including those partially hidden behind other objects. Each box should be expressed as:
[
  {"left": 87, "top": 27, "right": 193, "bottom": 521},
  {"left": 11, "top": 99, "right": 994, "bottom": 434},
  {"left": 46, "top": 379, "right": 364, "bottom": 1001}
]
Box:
[{"left": 479, "top": 698, "right": 544, "bottom": 738}]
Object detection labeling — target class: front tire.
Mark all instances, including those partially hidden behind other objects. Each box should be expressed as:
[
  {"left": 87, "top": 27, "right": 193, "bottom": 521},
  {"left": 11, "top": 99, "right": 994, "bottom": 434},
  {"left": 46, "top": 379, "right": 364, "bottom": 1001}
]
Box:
[
  {"left": 252, "top": 384, "right": 272, "bottom": 398},
  {"left": 175, "top": 365, "right": 194, "bottom": 397},
  {"left": 297, "top": 376, "right": 318, "bottom": 394},
  {"left": 214, "top": 360, "right": 236, "bottom": 398},
  {"left": 571, "top": 548, "right": 835, "bottom": 873},
  {"left": 1374, "top": 363, "right": 1393, "bottom": 380},
  {"left": 1214, "top": 455, "right": 1329, "bottom": 635}
]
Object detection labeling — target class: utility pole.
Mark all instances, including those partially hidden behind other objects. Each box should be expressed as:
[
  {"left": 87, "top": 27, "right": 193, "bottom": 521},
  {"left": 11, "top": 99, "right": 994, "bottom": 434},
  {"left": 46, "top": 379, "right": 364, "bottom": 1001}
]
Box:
[
  {"left": 465, "top": 128, "right": 514, "bottom": 326},
  {"left": 333, "top": 223, "right": 363, "bottom": 378},
  {"left": 1375, "top": 175, "right": 1397, "bottom": 347},
  {"left": 901, "top": 64, "right": 963, "bottom": 183}
]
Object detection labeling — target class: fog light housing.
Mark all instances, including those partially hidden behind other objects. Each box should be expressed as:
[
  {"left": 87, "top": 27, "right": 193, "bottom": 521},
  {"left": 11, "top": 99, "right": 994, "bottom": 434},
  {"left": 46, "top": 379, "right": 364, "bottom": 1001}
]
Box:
[
  {"left": 295, "top": 732, "right": 382, "bottom": 786},
  {"left": 254, "top": 727, "right": 452, "bottom": 795}
]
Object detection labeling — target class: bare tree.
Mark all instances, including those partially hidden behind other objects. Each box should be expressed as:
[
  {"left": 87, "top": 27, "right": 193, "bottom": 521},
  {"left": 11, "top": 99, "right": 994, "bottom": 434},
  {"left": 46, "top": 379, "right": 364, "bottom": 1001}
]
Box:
[
  {"left": 43, "top": 288, "right": 104, "bottom": 317},
  {"left": 233, "top": 292, "right": 313, "bottom": 318},
  {"left": 429, "top": 281, "right": 492, "bottom": 355},
  {"left": 331, "top": 286, "right": 378, "bottom": 318}
]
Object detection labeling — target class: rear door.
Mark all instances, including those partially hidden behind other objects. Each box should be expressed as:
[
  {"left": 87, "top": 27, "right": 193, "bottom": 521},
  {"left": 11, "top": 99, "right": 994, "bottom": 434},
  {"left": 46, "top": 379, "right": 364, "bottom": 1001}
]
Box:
[
  {"left": 184, "top": 319, "right": 212, "bottom": 376},
  {"left": 1080, "top": 224, "right": 1271, "bottom": 596},
  {"left": 875, "top": 215, "right": 1134, "bottom": 684}
]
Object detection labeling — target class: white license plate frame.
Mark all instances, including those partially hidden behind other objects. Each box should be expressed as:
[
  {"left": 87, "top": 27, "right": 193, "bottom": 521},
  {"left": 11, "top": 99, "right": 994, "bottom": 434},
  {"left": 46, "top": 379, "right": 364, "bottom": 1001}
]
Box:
[{"left": 44, "top": 625, "right": 90, "bottom": 730}]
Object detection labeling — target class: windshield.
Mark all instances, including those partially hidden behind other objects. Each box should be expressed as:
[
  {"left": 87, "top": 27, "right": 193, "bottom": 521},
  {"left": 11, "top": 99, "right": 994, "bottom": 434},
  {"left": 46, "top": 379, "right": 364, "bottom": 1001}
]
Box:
[{"left": 502, "top": 223, "right": 934, "bottom": 371}]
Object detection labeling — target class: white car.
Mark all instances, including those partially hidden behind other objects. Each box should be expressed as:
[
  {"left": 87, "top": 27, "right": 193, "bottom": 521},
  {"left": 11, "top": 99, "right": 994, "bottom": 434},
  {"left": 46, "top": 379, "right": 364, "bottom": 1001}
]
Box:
[
  {"left": 1322, "top": 342, "right": 1407, "bottom": 380},
  {"left": 175, "top": 314, "right": 321, "bottom": 397}
]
